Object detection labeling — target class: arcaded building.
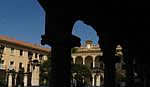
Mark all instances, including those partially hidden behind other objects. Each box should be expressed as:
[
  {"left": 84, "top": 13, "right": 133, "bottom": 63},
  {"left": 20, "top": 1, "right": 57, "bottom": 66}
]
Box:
[
  {"left": 72, "top": 40, "right": 125, "bottom": 87},
  {"left": 0, "top": 35, "right": 125, "bottom": 87},
  {"left": 0, "top": 35, "right": 50, "bottom": 87}
]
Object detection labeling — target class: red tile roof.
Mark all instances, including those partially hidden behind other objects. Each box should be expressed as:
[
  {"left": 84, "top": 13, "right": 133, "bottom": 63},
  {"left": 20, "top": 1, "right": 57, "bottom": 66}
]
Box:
[{"left": 0, "top": 35, "right": 50, "bottom": 52}]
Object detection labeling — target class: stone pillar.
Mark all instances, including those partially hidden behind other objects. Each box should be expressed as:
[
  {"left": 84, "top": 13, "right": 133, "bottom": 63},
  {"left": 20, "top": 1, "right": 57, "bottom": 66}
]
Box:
[
  {"left": 92, "top": 56, "right": 96, "bottom": 68},
  {"left": 12, "top": 73, "right": 16, "bottom": 87},
  {"left": 41, "top": 34, "right": 80, "bottom": 87},
  {"left": 124, "top": 44, "right": 134, "bottom": 87},
  {"left": 50, "top": 45, "right": 72, "bottom": 87},
  {"left": 96, "top": 75, "right": 101, "bottom": 87},
  {"left": 24, "top": 74, "right": 28, "bottom": 87},
  {"left": 83, "top": 56, "right": 85, "bottom": 65},
  {"left": 38, "top": 4, "right": 80, "bottom": 86},
  {"left": 99, "top": 32, "right": 116, "bottom": 87},
  {"left": 103, "top": 49, "right": 116, "bottom": 87},
  {"left": 8, "top": 73, "right": 12, "bottom": 87},
  {"left": 73, "top": 56, "right": 76, "bottom": 64},
  {"left": 31, "top": 66, "right": 39, "bottom": 86},
  {"left": 92, "top": 73, "right": 96, "bottom": 87}
]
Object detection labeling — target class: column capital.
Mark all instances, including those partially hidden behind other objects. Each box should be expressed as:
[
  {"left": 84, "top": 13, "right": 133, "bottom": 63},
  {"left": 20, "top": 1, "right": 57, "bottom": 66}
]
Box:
[
  {"left": 91, "top": 55, "right": 96, "bottom": 60},
  {"left": 92, "top": 73, "right": 96, "bottom": 77}
]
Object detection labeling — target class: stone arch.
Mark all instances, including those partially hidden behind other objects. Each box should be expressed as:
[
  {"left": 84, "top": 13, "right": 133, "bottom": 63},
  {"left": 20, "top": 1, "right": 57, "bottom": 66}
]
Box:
[
  {"left": 85, "top": 56, "right": 93, "bottom": 68},
  {"left": 75, "top": 56, "right": 83, "bottom": 64},
  {"left": 36, "top": 4, "right": 132, "bottom": 87},
  {"left": 95, "top": 56, "right": 100, "bottom": 68},
  {"left": 100, "top": 73, "right": 104, "bottom": 86},
  {"left": 95, "top": 74, "right": 101, "bottom": 87},
  {"left": 95, "top": 56, "right": 104, "bottom": 69}
]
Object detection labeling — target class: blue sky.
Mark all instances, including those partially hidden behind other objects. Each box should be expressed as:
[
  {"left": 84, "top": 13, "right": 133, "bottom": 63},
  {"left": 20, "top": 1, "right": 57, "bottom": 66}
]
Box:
[{"left": 0, "top": 0, "right": 99, "bottom": 47}]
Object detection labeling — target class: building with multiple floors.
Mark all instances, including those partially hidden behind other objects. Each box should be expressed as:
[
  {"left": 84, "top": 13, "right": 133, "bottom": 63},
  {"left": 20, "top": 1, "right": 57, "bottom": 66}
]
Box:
[
  {"left": 0, "top": 35, "right": 125, "bottom": 87},
  {"left": 0, "top": 35, "right": 50, "bottom": 87},
  {"left": 72, "top": 40, "right": 125, "bottom": 87}
]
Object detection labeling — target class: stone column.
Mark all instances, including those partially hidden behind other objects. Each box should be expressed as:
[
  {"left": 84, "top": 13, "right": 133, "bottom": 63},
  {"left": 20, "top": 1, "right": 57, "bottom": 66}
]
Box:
[
  {"left": 8, "top": 73, "right": 12, "bottom": 87},
  {"left": 31, "top": 66, "right": 39, "bottom": 86},
  {"left": 72, "top": 56, "right": 76, "bottom": 64},
  {"left": 103, "top": 49, "right": 116, "bottom": 87},
  {"left": 12, "top": 73, "right": 16, "bottom": 87},
  {"left": 99, "top": 32, "right": 116, "bottom": 87},
  {"left": 96, "top": 75, "right": 100, "bottom": 87},
  {"left": 82, "top": 56, "right": 85, "bottom": 65},
  {"left": 92, "top": 73, "right": 96, "bottom": 87},
  {"left": 123, "top": 44, "right": 134, "bottom": 87},
  {"left": 41, "top": 34, "right": 80, "bottom": 87},
  {"left": 38, "top": 4, "right": 81, "bottom": 86},
  {"left": 24, "top": 74, "right": 28, "bottom": 87},
  {"left": 50, "top": 45, "right": 72, "bottom": 87},
  {"left": 92, "top": 56, "right": 96, "bottom": 68}
]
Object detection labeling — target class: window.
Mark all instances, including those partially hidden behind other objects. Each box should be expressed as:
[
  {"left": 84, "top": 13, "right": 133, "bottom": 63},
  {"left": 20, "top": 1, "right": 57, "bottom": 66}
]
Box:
[
  {"left": 27, "top": 64, "right": 30, "bottom": 72},
  {"left": 11, "top": 48, "right": 14, "bottom": 54},
  {"left": 9, "top": 61, "right": 14, "bottom": 70},
  {"left": 28, "top": 51, "right": 33, "bottom": 59},
  {"left": 1, "top": 60, "right": 4, "bottom": 64},
  {"left": 35, "top": 53, "right": 38, "bottom": 58},
  {"left": 10, "top": 61, "right": 14, "bottom": 65},
  {"left": 28, "top": 51, "right": 33, "bottom": 57},
  {"left": 0, "top": 45, "right": 5, "bottom": 53},
  {"left": 20, "top": 50, "right": 23, "bottom": 56},
  {"left": 19, "top": 62, "right": 22, "bottom": 69},
  {"left": 0, "top": 45, "right": 4, "bottom": 48},
  {"left": 39, "top": 54, "right": 43, "bottom": 60}
]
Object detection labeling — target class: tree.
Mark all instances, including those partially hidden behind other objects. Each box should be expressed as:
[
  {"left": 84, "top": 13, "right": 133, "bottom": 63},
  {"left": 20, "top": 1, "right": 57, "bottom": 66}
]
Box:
[
  {"left": 71, "top": 64, "right": 92, "bottom": 86},
  {"left": 0, "top": 70, "right": 6, "bottom": 86},
  {"left": 40, "top": 56, "right": 51, "bottom": 86},
  {"left": 71, "top": 47, "right": 78, "bottom": 53},
  {"left": 116, "top": 69, "right": 126, "bottom": 81}
]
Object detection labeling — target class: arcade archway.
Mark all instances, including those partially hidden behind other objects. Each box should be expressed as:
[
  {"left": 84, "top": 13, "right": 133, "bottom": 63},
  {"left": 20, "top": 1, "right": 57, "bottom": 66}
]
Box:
[{"left": 75, "top": 56, "right": 83, "bottom": 65}]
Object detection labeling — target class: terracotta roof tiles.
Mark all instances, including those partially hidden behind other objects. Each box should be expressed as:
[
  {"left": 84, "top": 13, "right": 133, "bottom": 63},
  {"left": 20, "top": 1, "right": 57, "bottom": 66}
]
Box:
[{"left": 0, "top": 35, "right": 50, "bottom": 52}]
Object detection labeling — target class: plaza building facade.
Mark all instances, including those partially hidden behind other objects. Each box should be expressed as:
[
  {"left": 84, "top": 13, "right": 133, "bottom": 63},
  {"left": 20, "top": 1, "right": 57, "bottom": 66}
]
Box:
[
  {"left": 71, "top": 40, "right": 125, "bottom": 87},
  {"left": 0, "top": 35, "right": 125, "bottom": 87},
  {"left": 0, "top": 35, "right": 50, "bottom": 87}
]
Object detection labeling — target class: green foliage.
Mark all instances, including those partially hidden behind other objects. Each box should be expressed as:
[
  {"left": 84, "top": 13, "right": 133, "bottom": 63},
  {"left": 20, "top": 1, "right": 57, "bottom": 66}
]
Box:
[
  {"left": 71, "top": 64, "right": 92, "bottom": 85},
  {"left": 71, "top": 48, "right": 78, "bottom": 53},
  {"left": 40, "top": 56, "right": 51, "bottom": 86},
  {"left": 0, "top": 70, "right": 6, "bottom": 86},
  {"left": 116, "top": 69, "right": 126, "bottom": 81},
  {"left": 71, "top": 64, "right": 91, "bottom": 78}
]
